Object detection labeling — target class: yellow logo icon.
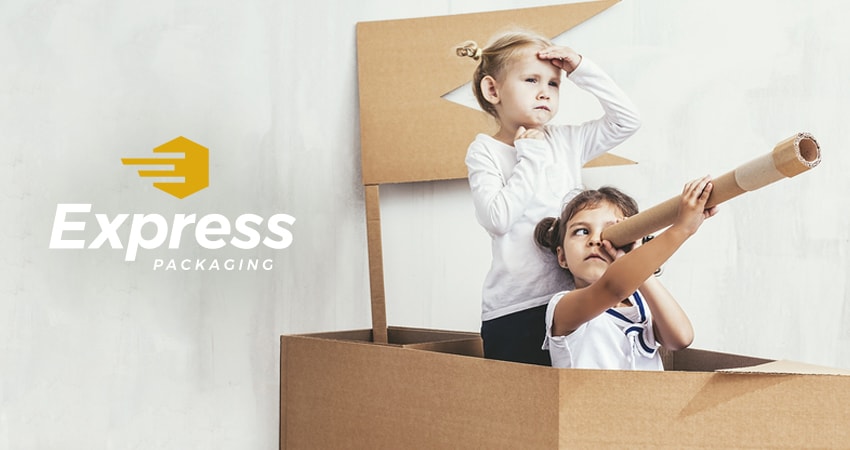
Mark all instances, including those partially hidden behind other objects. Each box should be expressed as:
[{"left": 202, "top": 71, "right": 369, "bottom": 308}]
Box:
[{"left": 122, "top": 136, "right": 209, "bottom": 199}]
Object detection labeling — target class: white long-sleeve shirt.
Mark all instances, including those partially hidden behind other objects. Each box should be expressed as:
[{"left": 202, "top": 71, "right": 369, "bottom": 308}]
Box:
[{"left": 465, "top": 57, "right": 641, "bottom": 321}]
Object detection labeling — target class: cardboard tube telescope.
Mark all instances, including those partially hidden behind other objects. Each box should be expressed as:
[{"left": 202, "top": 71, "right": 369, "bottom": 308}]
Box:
[{"left": 600, "top": 132, "right": 821, "bottom": 248}]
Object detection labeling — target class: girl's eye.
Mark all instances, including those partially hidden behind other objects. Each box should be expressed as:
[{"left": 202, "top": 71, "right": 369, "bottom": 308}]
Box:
[
  {"left": 572, "top": 228, "right": 589, "bottom": 236},
  {"left": 525, "top": 78, "right": 537, "bottom": 83},
  {"left": 548, "top": 81, "right": 559, "bottom": 88}
]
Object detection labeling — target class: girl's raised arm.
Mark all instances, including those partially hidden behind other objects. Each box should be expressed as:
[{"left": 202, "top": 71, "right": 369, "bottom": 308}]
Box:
[{"left": 550, "top": 176, "right": 716, "bottom": 336}]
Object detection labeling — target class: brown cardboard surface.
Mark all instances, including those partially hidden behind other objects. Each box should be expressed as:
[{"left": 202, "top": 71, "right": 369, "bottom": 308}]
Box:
[
  {"left": 584, "top": 152, "right": 636, "bottom": 168},
  {"left": 720, "top": 359, "right": 850, "bottom": 376},
  {"left": 285, "top": 326, "right": 483, "bottom": 352},
  {"left": 662, "top": 347, "right": 772, "bottom": 372},
  {"left": 281, "top": 330, "right": 850, "bottom": 448},
  {"left": 365, "top": 185, "right": 388, "bottom": 344},
  {"left": 556, "top": 368, "right": 850, "bottom": 447},
  {"left": 281, "top": 331, "right": 559, "bottom": 449},
  {"left": 356, "top": 0, "right": 622, "bottom": 185}
]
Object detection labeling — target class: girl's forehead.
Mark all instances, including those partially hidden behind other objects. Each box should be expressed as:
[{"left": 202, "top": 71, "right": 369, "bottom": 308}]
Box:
[
  {"left": 508, "top": 47, "right": 544, "bottom": 65},
  {"left": 513, "top": 44, "right": 542, "bottom": 57},
  {"left": 505, "top": 46, "right": 552, "bottom": 70},
  {"left": 568, "top": 202, "right": 624, "bottom": 224}
]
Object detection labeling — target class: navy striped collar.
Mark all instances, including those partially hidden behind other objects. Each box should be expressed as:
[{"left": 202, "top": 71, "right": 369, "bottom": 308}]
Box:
[{"left": 604, "top": 291, "right": 646, "bottom": 323}]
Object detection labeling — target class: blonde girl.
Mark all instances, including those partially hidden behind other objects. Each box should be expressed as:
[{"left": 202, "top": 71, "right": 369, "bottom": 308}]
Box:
[{"left": 458, "top": 30, "right": 641, "bottom": 365}]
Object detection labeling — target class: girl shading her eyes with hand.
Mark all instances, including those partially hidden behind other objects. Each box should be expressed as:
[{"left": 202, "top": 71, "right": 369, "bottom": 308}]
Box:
[{"left": 457, "top": 29, "right": 641, "bottom": 366}]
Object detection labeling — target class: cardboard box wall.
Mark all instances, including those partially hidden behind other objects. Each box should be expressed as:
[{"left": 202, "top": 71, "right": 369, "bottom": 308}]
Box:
[{"left": 280, "top": 327, "right": 850, "bottom": 448}]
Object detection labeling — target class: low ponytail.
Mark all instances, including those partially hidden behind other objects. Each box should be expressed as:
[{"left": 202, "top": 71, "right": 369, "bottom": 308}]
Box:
[{"left": 534, "top": 216, "right": 560, "bottom": 256}]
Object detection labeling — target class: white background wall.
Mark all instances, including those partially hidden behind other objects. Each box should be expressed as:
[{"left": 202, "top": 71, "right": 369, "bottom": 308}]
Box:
[{"left": 2, "top": 0, "right": 848, "bottom": 448}]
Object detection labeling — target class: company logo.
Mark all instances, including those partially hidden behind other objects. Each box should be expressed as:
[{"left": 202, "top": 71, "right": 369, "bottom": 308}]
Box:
[
  {"left": 49, "top": 137, "right": 295, "bottom": 271},
  {"left": 122, "top": 136, "right": 209, "bottom": 199}
]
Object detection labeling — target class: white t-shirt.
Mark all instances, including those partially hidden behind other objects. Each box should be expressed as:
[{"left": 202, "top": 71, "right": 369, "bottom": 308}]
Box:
[
  {"left": 466, "top": 57, "right": 641, "bottom": 321},
  {"left": 543, "top": 290, "right": 663, "bottom": 370}
]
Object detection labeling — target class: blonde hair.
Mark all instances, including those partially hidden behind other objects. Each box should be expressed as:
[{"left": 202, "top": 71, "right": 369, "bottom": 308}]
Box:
[{"left": 456, "top": 30, "right": 553, "bottom": 119}]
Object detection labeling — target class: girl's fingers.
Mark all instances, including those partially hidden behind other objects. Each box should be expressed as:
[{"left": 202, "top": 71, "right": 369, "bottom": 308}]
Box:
[
  {"left": 700, "top": 180, "right": 713, "bottom": 198},
  {"left": 684, "top": 175, "right": 712, "bottom": 198},
  {"left": 514, "top": 126, "right": 527, "bottom": 141}
]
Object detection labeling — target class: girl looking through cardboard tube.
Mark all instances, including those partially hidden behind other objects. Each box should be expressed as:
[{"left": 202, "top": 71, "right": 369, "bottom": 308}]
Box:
[{"left": 534, "top": 177, "right": 717, "bottom": 369}]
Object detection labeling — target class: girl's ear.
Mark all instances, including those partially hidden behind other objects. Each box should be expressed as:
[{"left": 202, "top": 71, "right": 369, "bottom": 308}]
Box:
[
  {"left": 480, "top": 75, "right": 500, "bottom": 105},
  {"left": 556, "top": 246, "right": 568, "bottom": 269}
]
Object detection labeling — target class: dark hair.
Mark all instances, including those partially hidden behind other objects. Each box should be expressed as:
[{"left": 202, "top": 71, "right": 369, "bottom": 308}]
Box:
[{"left": 534, "top": 186, "right": 639, "bottom": 256}]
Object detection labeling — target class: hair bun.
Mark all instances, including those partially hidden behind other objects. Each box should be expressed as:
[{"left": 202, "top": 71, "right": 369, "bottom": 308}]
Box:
[{"left": 456, "top": 41, "right": 482, "bottom": 60}]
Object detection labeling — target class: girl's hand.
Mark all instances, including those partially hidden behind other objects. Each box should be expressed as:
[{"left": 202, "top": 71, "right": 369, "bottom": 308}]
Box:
[
  {"left": 600, "top": 218, "right": 633, "bottom": 261},
  {"left": 673, "top": 175, "right": 719, "bottom": 236},
  {"left": 537, "top": 46, "right": 582, "bottom": 73},
  {"left": 601, "top": 239, "right": 627, "bottom": 262},
  {"left": 514, "top": 126, "right": 544, "bottom": 141}
]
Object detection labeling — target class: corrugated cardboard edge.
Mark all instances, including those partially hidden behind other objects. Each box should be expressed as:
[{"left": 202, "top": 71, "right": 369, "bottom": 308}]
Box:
[
  {"left": 661, "top": 346, "right": 773, "bottom": 372},
  {"left": 279, "top": 333, "right": 288, "bottom": 449},
  {"left": 584, "top": 152, "right": 636, "bottom": 168},
  {"left": 719, "top": 359, "right": 850, "bottom": 376}
]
